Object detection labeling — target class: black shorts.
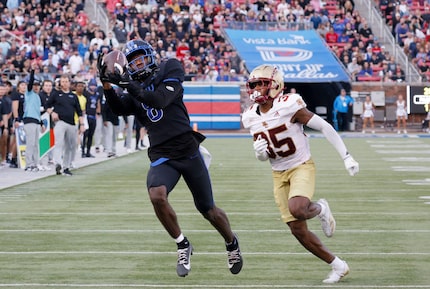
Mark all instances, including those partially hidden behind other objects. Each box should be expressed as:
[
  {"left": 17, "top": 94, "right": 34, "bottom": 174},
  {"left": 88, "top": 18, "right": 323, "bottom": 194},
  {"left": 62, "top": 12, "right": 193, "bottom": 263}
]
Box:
[{"left": 147, "top": 150, "right": 215, "bottom": 213}]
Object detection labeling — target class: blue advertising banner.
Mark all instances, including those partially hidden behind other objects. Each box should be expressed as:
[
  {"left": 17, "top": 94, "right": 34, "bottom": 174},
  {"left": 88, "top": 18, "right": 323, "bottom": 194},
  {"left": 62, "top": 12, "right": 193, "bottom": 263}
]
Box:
[{"left": 224, "top": 29, "right": 351, "bottom": 83}]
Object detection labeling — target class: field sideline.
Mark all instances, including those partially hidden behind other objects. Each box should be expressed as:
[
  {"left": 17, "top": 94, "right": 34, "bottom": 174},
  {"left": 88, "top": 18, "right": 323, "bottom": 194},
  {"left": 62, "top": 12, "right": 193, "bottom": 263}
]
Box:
[{"left": 0, "top": 135, "right": 429, "bottom": 288}]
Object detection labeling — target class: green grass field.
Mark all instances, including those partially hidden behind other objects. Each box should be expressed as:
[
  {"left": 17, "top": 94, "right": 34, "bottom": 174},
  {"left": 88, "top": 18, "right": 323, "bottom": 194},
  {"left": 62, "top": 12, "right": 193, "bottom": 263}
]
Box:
[{"left": 1, "top": 135, "right": 430, "bottom": 288}]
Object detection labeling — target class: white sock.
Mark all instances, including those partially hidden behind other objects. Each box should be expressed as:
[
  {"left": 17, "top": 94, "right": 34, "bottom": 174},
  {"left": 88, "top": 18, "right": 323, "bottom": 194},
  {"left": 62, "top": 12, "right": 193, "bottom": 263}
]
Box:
[
  {"left": 175, "top": 233, "right": 184, "bottom": 244},
  {"left": 330, "top": 256, "right": 343, "bottom": 268},
  {"left": 318, "top": 201, "right": 326, "bottom": 217}
]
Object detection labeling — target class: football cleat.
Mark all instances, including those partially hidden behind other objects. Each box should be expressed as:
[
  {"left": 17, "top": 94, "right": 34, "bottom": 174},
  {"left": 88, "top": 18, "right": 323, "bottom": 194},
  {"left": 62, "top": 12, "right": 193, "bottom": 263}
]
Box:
[
  {"left": 63, "top": 168, "right": 73, "bottom": 176},
  {"left": 323, "top": 260, "right": 349, "bottom": 283},
  {"left": 177, "top": 243, "right": 193, "bottom": 277},
  {"left": 55, "top": 164, "right": 62, "bottom": 175},
  {"left": 226, "top": 234, "right": 243, "bottom": 274},
  {"left": 317, "top": 199, "right": 336, "bottom": 237}
]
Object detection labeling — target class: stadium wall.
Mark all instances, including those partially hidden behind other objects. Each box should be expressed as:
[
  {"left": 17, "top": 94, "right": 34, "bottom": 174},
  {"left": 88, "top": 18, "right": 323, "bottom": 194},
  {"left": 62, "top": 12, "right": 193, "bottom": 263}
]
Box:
[
  {"left": 183, "top": 84, "right": 241, "bottom": 130},
  {"left": 183, "top": 82, "right": 429, "bottom": 132}
]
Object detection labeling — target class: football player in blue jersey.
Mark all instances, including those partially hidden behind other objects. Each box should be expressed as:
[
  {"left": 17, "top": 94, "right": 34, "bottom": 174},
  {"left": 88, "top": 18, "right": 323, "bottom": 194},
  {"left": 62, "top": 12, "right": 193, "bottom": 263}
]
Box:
[{"left": 97, "top": 40, "right": 242, "bottom": 277}]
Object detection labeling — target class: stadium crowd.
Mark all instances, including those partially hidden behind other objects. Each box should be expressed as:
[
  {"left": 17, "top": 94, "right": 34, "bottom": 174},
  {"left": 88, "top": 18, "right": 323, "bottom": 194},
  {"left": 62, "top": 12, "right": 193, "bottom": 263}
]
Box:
[{"left": 0, "top": 0, "right": 429, "bottom": 86}]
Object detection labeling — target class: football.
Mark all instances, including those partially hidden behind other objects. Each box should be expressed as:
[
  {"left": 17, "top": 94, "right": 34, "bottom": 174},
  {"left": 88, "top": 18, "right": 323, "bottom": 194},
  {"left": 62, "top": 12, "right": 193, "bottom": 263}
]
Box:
[{"left": 102, "top": 50, "right": 127, "bottom": 75}]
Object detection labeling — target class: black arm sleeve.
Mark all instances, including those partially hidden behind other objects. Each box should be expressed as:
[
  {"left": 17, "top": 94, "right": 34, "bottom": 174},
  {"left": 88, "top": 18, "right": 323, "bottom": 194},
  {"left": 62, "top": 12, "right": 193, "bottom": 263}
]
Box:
[
  {"left": 127, "top": 58, "right": 185, "bottom": 109},
  {"left": 28, "top": 70, "right": 34, "bottom": 91},
  {"left": 127, "top": 80, "right": 183, "bottom": 109},
  {"left": 103, "top": 88, "right": 136, "bottom": 116}
]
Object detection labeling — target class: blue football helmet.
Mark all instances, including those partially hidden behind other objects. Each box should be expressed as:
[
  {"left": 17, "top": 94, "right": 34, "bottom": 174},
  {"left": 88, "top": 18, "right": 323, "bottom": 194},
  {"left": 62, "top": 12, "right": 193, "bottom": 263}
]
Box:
[{"left": 123, "top": 40, "right": 158, "bottom": 81}]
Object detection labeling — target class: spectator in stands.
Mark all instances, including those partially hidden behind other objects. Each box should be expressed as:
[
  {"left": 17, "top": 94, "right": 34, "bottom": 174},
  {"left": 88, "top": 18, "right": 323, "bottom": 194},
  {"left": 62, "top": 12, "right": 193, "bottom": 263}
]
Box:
[
  {"left": 104, "top": 31, "right": 120, "bottom": 51},
  {"left": 371, "top": 40, "right": 382, "bottom": 55},
  {"left": 343, "top": 21, "right": 356, "bottom": 39},
  {"left": 390, "top": 12, "right": 402, "bottom": 34},
  {"left": 176, "top": 39, "right": 190, "bottom": 61},
  {"left": 347, "top": 57, "right": 361, "bottom": 79},
  {"left": 403, "top": 31, "right": 415, "bottom": 53},
  {"left": 126, "top": 2, "right": 139, "bottom": 19},
  {"left": 113, "top": 20, "right": 128, "bottom": 47},
  {"left": 387, "top": 55, "right": 398, "bottom": 74},
  {"left": 357, "top": 61, "right": 374, "bottom": 78},
  {"left": 369, "top": 52, "right": 383, "bottom": 69},
  {"left": 229, "top": 50, "right": 244, "bottom": 75},
  {"left": 378, "top": 61, "right": 392, "bottom": 79},
  {"left": 277, "top": 0, "right": 290, "bottom": 19},
  {"left": 310, "top": 11, "right": 322, "bottom": 29},
  {"left": 417, "top": 57, "right": 429, "bottom": 75},
  {"left": 391, "top": 67, "right": 406, "bottom": 82},
  {"left": 363, "top": 46, "right": 373, "bottom": 63},
  {"left": 325, "top": 26, "right": 338, "bottom": 43},
  {"left": 205, "top": 63, "right": 219, "bottom": 82},
  {"left": 338, "top": 30, "right": 350, "bottom": 43},
  {"left": 398, "top": 0, "right": 410, "bottom": 18},
  {"left": 358, "top": 21, "right": 373, "bottom": 39},
  {"left": 90, "top": 30, "right": 105, "bottom": 48},
  {"left": 317, "top": 22, "right": 330, "bottom": 38},
  {"left": 68, "top": 50, "right": 84, "bottom": 75},
  {"left": 395, "top": 18, "right": 409, "bottom": 47},
  {"left": 341, "top": 54, "right": 351, "bottom": 68},
  {"left": 332, "top": 16, "right": 346, "bottom": 37},
  {"left": 0, "top": 34, "right": 10, "bottom": 58}
]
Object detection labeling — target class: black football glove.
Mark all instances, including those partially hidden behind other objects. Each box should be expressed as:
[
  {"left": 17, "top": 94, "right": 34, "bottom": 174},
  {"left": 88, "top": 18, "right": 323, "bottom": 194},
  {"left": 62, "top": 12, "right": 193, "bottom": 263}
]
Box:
[
  {"left": 96, "top": 53, "right": 109, "bottom": 83},
  {"left": 105, "top": 71, "right": 131, "bottom": 88},
  {"left": 97, "top": 52, "right": 131, "bottom": 88}
]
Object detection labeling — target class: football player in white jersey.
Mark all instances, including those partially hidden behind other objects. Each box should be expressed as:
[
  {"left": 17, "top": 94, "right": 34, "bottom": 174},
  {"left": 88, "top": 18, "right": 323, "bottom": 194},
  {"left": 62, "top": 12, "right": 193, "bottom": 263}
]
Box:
[{"left": 241, "top": 64, "right": 359, "bottom": 284}]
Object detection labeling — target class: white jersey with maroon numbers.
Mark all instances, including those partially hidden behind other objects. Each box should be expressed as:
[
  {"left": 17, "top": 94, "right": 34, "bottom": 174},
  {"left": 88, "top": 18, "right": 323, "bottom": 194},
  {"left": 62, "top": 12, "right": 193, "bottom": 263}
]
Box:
[{"left": 242, "top": 93, "right": 311, "bottom": 171}]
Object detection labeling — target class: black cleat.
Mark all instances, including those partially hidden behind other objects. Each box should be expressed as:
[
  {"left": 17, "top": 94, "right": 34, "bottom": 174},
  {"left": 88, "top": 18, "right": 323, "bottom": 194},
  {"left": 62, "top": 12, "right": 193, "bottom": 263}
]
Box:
[
  {"left": 177, "top": 242, "right": 193, "bottom": 277},
  {"left": 55, "top": 164, "right": 62, "bottom": 175},
  {"left": 63, "top": 168, "right": 73, "bottom": 176},
  {"left": 226, "top": 234, "right": 243, "bottom": 274}
]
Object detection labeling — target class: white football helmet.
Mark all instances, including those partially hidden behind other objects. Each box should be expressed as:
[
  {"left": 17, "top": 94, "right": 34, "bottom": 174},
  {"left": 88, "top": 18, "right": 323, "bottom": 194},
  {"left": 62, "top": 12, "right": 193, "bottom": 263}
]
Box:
[{"left": 246, "top": 65, "right": 285, "bottom": 104}]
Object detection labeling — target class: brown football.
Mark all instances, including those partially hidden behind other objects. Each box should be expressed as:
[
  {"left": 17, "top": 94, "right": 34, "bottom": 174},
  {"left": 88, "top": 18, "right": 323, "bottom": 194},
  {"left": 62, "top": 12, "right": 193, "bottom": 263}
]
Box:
[{"left": 103, "top": 50, "right": 127, "bottom": 75}]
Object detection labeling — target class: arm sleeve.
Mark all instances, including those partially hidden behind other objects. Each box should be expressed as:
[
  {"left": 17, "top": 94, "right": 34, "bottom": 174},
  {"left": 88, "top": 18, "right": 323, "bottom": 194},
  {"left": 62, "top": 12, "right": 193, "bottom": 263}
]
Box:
[
  {"left": 306, "top": 114, "right": 349, "bottom": 159},
  {"left": 103, "top": 88, "right": 135, "bottom": 116},
  {"left": 127, "top": 80, "right": 183, "bottom": 109},
  {"left": 28, "top": 70, "right": 35, "bottom": 92}
]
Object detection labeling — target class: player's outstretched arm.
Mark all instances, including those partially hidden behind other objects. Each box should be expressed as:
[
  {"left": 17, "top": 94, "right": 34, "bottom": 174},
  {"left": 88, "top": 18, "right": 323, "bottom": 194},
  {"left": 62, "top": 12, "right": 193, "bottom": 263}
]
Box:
[{"left": 306, "top": 114, "right": 359, "bottom": 176}]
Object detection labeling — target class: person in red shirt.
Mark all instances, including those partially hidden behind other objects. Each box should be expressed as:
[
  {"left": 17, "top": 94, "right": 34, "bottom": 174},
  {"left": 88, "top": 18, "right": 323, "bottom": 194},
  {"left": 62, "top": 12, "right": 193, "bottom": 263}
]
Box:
[
  {"left": 325, "top": 26, "right": 338, "bottom": 43},
  {"left": 176, "top": 39, "right": 190, "bottom": 62}
]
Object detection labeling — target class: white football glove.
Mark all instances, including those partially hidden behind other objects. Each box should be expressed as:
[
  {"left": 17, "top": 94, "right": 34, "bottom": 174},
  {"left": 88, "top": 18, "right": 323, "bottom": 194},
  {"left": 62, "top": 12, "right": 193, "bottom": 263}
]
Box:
[
  {"left": 343, "top": 154, "right": 359, "bottom": 176},
  {"left": 253, "top": 136, "right": 269, "bottom": 161}
]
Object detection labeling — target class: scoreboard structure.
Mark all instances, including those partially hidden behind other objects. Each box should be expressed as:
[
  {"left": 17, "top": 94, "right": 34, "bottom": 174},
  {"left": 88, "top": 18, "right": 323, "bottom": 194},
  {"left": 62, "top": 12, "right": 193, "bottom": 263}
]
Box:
[{"left": 407, "top": 85, "right": 430, "bottom": 114}]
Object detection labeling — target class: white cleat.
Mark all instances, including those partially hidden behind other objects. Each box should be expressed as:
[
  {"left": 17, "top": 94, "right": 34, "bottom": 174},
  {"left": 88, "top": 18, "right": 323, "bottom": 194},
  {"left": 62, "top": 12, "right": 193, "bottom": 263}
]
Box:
[
  {"left": 323, "top": 260, "right": 349, "bottom": 284},
  {"left": 317, "top": 199, "right": 336, "bottom": 237}
]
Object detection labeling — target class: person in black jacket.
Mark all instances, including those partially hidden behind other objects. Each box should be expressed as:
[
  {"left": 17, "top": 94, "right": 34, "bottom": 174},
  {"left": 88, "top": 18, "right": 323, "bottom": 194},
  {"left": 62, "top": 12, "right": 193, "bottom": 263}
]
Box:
[
  {"left": 97, "top": 40, "right": 243, "bottom": 277},
  {"left": 45, "top": 75, "right": 85, "bottom": 176}
]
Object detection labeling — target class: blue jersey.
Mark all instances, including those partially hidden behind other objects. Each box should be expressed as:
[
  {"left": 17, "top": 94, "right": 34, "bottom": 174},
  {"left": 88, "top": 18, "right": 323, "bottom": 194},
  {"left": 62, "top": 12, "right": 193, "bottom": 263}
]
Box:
[{"left": 104, "top": 58, "right": 203, "bottom": 162}]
